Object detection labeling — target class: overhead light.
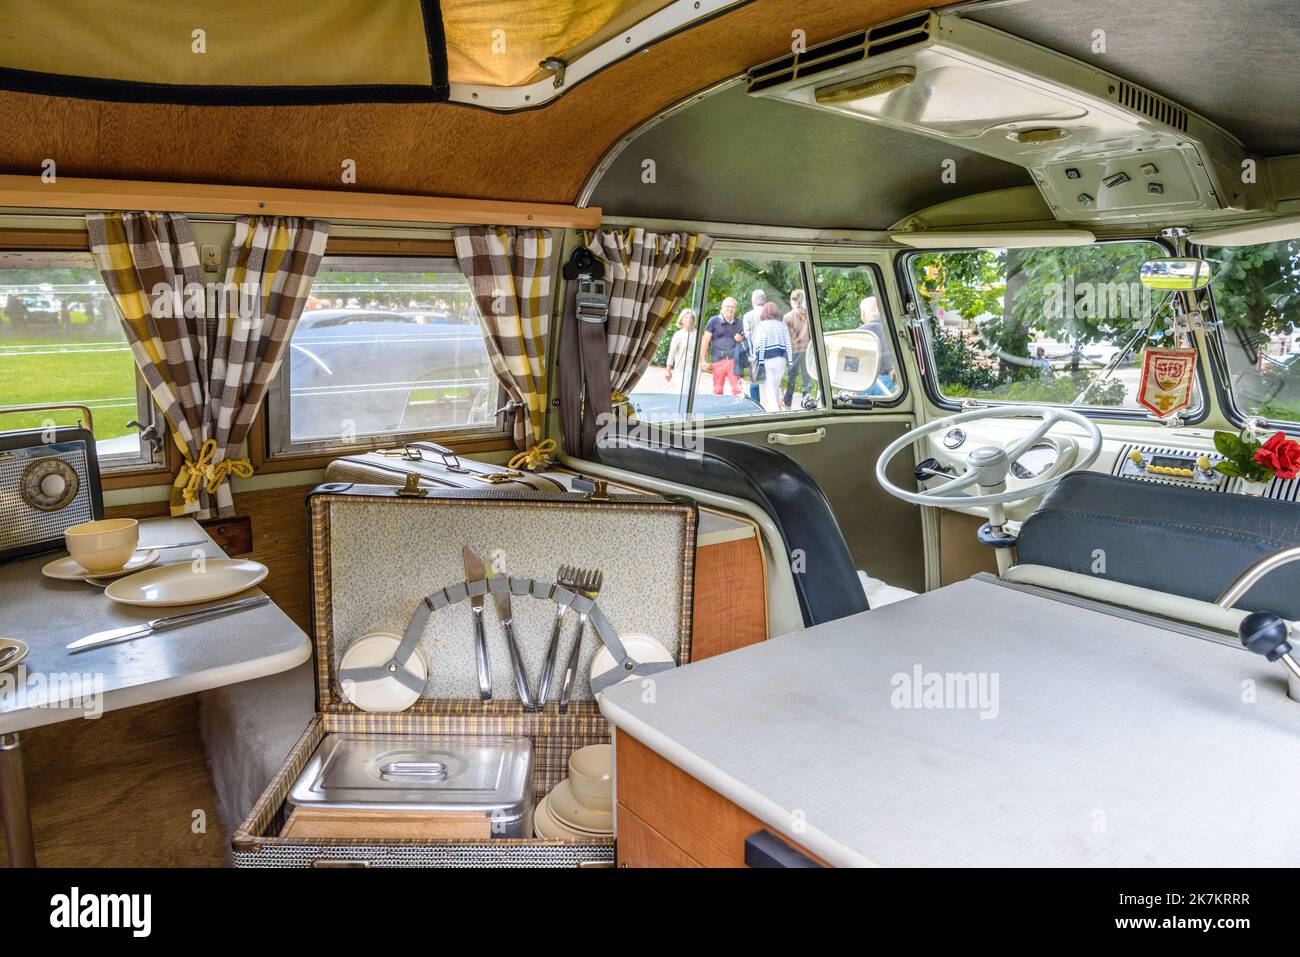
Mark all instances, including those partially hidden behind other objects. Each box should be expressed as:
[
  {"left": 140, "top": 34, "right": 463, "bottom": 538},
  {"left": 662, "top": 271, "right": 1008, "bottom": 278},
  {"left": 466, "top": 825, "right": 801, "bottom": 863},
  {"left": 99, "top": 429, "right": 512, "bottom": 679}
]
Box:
[
  {"left": 1012, "top": 127, "right": 1068, "bottom": 144},
  {"left": 814, "top": 67, "right": 915, "bottom": 105}
]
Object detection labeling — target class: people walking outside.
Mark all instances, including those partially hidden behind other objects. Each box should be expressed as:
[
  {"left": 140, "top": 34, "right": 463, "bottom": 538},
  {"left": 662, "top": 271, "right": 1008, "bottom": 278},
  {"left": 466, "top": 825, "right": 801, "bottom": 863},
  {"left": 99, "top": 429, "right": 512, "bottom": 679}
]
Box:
[
  {"left": 752, "top": 301, "right": 792, "bottom": 412},
  {"left": 699, "top": 297, "right": 744, "bottom": 395},
  {"left": 783, "top": 288, "right": 811, "bottom": 409},
  {"left": 857, "top": 296, "right": 896, "bottom": 396},
  {"left": 664, "top": 308, "right": 697, "bottom": 389},
  {"left": 741, "top": 289, "right": 766, "bottom": 403}
]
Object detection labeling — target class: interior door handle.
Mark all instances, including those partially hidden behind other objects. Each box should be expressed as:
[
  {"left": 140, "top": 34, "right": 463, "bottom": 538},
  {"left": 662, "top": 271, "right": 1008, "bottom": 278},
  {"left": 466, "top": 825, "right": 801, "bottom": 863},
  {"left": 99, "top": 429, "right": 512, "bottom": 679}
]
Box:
[{"left": 768, "top": 428, "right": 825, "bottom": 446}]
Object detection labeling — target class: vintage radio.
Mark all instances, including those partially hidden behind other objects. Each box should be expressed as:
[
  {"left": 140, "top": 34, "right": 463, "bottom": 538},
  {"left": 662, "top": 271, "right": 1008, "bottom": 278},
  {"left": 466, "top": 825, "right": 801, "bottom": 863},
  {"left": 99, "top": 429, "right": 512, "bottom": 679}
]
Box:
[
  {"left": 0, "top": 404, "right": 104, "bottom": 562},
  {"left": 233, "top": 481, "right": 697, "bottom": 867}
]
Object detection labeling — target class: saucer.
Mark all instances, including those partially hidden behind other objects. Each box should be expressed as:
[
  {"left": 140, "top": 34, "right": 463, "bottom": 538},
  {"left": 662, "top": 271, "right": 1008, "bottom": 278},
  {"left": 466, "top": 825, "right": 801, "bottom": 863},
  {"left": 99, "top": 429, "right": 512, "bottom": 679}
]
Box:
[
  {"left": 533, "top": 795, "right": 604, "bottom": 841},
  {"left": 42, "top": 548, "right": 160, "bottom": 581},
  {"left": 545, "top": 778, "right": 613, "bottom": 834}
]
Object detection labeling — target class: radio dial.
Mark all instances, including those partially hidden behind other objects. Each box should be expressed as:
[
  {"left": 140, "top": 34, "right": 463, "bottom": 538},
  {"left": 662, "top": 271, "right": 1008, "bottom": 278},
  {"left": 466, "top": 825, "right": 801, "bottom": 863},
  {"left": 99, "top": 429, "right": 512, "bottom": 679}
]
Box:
[{"left": 20, "top": 458, "right": 80, "bottom": 512}]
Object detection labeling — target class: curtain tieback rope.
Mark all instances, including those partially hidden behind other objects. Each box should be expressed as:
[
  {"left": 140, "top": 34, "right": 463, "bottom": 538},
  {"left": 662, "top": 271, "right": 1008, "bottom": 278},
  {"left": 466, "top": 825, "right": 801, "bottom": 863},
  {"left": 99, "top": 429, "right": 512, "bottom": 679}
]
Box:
[
  {"left": 507, "top": 438, "right": 557, "bottom": 472},
  {"left": 180, "top": 438, "right": 255, "bottom": 503}
]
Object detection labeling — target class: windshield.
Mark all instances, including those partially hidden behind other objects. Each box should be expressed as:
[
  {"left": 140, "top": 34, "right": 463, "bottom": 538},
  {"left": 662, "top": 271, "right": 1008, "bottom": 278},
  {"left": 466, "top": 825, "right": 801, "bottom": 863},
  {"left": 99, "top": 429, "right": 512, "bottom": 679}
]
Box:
[
  {"left": 909, "top": 241, "right": 1198, "bottom": 412},
  {"left": 1204, "top": 238, "right": 1300, "bottom": 424}
]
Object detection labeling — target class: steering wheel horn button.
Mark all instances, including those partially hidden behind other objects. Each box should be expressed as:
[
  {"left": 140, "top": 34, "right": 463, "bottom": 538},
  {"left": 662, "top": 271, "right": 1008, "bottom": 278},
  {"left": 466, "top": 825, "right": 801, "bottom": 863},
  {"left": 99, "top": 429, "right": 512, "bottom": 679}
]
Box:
[{"left": 966, "top": 446, "right": 1010, "bottom": 488}]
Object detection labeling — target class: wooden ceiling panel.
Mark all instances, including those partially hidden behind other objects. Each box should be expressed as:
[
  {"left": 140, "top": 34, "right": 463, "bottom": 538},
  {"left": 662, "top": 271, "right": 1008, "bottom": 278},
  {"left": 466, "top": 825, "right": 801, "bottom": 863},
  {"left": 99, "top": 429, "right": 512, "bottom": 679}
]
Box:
[{"left": 0, "top": 0, "right": 952, "bottom": 206}]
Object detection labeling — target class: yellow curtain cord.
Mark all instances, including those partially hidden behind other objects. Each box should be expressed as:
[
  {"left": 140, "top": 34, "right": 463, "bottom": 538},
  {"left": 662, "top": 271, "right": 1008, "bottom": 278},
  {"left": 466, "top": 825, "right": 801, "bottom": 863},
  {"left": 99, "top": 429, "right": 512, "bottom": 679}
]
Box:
[
  {"left": 507, "top": 438, "right": 557, "bottom": 472},
  {"left": 179, "top": 438, "right": 254, "bottom": 504},
  {"left": 610, "top": 390, "right": 635, "bottom": 422}
]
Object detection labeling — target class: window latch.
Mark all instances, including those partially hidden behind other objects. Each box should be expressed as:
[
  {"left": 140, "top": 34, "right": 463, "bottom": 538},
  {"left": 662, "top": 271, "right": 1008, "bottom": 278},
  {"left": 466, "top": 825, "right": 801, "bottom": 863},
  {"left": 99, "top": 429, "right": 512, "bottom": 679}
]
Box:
[{"left": 127, "top": 419, "right": 165, "bottom": 455}]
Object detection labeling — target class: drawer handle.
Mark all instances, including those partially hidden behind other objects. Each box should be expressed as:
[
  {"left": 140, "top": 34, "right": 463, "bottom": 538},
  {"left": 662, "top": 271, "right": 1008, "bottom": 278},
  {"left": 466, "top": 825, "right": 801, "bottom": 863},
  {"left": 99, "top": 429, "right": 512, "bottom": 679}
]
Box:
[
  {"left": 743, "top": 829, "right": 820, "bottom": 868},
  {"left": 311, "top": 859, "right": 373, "bottom": 868},
  {"left": 768, "top": 428, "right": 825, "bottom": 446}
]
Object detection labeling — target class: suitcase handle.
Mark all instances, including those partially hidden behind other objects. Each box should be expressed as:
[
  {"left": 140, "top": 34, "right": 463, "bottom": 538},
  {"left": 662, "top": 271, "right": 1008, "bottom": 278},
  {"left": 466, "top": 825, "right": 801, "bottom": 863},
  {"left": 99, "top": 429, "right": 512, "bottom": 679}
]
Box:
[{"left": 0, "top": 403, "right": 94, "bottom": 434}]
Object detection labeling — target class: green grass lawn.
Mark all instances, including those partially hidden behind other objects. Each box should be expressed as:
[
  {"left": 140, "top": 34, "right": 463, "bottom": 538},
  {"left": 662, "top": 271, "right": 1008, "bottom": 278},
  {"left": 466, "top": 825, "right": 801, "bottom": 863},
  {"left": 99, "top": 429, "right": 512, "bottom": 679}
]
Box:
[{"left": 0, "top": 315, "right": 138, "bottom": 438}]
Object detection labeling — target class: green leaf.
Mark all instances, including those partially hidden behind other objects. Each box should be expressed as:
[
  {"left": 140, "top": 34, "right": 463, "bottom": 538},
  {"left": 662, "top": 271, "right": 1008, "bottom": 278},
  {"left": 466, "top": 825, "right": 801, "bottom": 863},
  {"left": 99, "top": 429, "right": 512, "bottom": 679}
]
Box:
[
  {"left": 1213, "top": 431, "right": 1243, "bottom": 457},
  {"left": 1214, "top": 461, "right": 1242, "bottom": 477}
]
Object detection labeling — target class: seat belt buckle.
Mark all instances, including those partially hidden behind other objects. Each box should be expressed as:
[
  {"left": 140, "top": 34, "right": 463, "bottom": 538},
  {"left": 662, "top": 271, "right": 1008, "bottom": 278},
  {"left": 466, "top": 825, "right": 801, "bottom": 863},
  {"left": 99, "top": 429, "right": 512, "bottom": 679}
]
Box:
[{"left": 575, "top": 277, "right": 609, "bottom": 324}]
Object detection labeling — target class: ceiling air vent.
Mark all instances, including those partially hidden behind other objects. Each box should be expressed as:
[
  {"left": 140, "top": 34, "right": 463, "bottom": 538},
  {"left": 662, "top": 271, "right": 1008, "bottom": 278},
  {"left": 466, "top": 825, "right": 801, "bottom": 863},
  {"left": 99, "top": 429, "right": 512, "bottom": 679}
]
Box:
[
  {"left": 866, "top": 11, "right": 932, "bottom": 57},
  {"left": 1113, "top": 81, "right": 1188, "bottom": 132},
  {"left": 746, "top": 30, "right": 866, "bottom": 94}
]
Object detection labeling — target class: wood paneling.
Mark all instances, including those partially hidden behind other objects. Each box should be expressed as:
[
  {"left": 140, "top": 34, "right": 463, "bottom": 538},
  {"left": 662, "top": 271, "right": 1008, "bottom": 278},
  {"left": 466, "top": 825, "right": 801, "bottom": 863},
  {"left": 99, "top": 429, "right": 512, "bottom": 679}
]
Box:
[
  {"left": 0, "top": 697, "right": 228, "bottom": 867},
  {"left": 938, "top": 509, "right": 999, "bottom": 586},
  {"left": 615, "top": 731, "right": 824, "bottom": 867},
  {"left": 690, "top": 536, "right": 767, "bottom": 661},
  {"left": 616, "top": 803, "right": 700, "bottom": 867},
  {"left": 0, "top": 0, "right": 947, "bottom": 205}
]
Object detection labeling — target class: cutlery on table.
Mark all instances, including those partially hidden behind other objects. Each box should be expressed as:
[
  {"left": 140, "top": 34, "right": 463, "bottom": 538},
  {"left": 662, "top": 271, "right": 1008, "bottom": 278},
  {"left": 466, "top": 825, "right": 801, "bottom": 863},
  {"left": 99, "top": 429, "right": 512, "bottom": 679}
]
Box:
[
  {"left": 462, "top": 545, "right": 493, "bottom": 700},
  {"left": 0, "top": 646, "right": 19, "bottom": 668},
  {"left": 559, "top": 568, "right": 603, "bottom": 713},
  {"left": 536, "top": 564, "right": 583, "bottom": 706},
  {"left": 485, "top": 561, "right": 536, "bottom": 711},
  {"left": 66, "top": 594, "right": 269, "bottom": 653}
]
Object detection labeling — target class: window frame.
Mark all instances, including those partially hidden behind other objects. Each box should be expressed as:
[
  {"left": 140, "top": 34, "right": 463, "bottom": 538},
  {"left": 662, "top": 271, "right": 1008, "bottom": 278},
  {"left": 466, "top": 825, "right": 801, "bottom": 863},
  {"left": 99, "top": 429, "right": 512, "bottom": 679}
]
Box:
[
  {"left": 808, "top": 259, "right": 910, "bottom": 411},
  {"left": 0, "top": 235, "right": 170, "bottom": 484},
  {"left": 258, "top": 251, "right": 513, "bottom": 469},
  {"left": 642, "top": 252, "right": 906, "bottom": 428},
  {"left": 897, "top": 239, "right": 1210, "bottom": 424}
]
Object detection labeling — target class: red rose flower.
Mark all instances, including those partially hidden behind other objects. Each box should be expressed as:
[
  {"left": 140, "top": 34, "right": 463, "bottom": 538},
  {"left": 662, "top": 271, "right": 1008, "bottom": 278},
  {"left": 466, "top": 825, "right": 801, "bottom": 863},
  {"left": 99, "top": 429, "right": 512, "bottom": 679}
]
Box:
[{"left": 1253, "top": 431, "right": 1300, "bottom": 480}]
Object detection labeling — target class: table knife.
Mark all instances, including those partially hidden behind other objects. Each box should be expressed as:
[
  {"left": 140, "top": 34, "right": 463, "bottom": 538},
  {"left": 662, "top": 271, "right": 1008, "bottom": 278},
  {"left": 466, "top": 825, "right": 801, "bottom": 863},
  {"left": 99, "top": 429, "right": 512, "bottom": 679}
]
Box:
[
  {"left": 462, "top": 545, "right": 493, "bottom": 700},
  {"left": 485, "top": 564, "right": 536, "bottom": 711},
  {"left": 67, "top": 594, "right": 269, "bottom": 653}
]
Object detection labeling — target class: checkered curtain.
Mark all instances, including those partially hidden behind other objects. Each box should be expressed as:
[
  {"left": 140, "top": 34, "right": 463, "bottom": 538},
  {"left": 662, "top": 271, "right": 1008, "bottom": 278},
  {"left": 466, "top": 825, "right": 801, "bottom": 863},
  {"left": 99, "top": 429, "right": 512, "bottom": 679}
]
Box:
[
  {"left": 583, "top": 227, "right": 713, "bottom": 396},
  {"left": 208, "top": 216, "right": 330, "bottom": 517},
  {"left": 86, "top": 212, "right": 214, "bottom": 516},
  {"left": 452, "top": 226, "right": 556, "bottom": 451}
]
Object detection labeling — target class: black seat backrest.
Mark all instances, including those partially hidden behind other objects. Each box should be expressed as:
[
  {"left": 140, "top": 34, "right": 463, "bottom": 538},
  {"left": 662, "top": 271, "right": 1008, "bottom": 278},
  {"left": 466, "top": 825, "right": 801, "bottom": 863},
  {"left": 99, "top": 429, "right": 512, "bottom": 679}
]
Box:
[
  {"left": 1017, "top": 471, "right": 1300, "bottom": 618},
  {"left": 597, "top": 435, "right": 868, "bottom": 626}
]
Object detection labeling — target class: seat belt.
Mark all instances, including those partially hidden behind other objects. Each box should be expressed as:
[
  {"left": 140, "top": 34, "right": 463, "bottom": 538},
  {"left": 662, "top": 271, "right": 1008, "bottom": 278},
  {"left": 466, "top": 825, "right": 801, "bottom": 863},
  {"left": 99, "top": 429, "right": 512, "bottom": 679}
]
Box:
[{"left": 557, "top": 247, "right": 613, "bottom": 459}]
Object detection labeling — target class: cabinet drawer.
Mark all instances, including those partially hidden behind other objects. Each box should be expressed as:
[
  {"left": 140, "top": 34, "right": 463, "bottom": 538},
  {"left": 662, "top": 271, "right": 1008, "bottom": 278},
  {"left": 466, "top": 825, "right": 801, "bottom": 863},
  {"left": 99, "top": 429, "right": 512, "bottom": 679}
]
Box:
[
  {"left": 616, "top": 804, "right": 699, "bottom": 867},
  {"left": 615, "top": 731, "right": 824, "bottom": 867}
]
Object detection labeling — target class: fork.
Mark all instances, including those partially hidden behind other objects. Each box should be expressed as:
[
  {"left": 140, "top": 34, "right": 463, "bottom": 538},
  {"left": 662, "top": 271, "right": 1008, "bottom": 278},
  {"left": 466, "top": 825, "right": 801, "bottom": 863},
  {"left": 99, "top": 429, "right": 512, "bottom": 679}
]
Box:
[
  {"left": 536, "top": 564, "right": 582, "bottom": 707},
  {"left": 558, "top": 568, "right": 603, "bottom": 713}
]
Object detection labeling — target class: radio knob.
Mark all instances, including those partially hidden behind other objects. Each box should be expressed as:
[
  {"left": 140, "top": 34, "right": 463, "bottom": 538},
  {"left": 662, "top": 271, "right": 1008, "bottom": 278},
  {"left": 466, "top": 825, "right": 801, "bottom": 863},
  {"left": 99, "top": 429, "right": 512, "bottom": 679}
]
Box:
[{"left": 40, "top": 473, "right": 67, "bottom": 498}]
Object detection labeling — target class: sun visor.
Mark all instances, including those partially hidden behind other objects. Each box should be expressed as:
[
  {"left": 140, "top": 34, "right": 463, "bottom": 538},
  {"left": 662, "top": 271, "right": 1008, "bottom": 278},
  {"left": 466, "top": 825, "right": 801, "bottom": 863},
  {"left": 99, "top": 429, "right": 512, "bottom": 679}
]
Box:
[{"left": 0, "top": 0, "right": 449, "bottom": 104}]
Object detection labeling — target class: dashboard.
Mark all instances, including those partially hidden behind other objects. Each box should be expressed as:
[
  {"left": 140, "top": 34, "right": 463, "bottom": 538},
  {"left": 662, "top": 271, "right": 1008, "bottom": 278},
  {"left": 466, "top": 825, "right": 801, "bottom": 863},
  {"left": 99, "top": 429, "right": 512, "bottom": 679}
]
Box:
[{"left": 919, "top": 418, "right": 1282, "bottom": 523}]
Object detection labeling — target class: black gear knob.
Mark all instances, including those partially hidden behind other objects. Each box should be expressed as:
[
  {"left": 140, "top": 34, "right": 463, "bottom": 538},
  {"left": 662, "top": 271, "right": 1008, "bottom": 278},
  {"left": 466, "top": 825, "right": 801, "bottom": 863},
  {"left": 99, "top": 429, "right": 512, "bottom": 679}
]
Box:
[{"left": 1238, "top": 611, "right": 1294, "bottom": 662}]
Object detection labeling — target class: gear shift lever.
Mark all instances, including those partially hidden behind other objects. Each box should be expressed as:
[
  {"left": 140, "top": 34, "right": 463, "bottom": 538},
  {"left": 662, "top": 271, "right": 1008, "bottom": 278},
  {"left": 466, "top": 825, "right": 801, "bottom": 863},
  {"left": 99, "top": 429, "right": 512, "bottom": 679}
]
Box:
[{"left": 1216, "top": 547, "right": 1300, "bottom": 698}]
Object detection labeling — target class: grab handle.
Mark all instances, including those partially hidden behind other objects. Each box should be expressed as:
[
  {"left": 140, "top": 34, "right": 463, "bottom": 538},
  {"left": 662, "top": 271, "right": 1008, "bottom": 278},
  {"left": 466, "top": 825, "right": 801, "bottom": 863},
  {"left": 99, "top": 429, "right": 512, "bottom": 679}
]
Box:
[{"left": 768, "top": 428, "right": 825, "bottom": 447}]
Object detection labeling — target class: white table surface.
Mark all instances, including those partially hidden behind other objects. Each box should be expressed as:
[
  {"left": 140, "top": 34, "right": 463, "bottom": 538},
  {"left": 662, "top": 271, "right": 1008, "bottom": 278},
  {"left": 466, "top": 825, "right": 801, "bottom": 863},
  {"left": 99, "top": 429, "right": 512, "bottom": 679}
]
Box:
[
  {"left": 0, "top": 517, "right": 311, "bottom": 734},
  {"left": 600, "top": 575, "right": 1300, "bottom": 867}
]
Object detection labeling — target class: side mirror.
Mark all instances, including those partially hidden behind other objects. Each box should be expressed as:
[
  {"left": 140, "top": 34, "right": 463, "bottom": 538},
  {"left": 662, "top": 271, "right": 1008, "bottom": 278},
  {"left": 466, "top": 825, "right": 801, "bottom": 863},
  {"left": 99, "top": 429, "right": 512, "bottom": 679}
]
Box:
[{"left": 1139, "top": 257, "right": 1215, "bottom": 291}]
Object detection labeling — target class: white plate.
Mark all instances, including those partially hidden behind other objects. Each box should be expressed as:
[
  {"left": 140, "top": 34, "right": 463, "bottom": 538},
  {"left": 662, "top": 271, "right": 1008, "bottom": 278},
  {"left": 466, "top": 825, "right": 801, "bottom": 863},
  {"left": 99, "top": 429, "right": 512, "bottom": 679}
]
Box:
[
  {"left": 42, "top": 549, "right": 159, "bottom": 581},
  {"left": 0, "top": 638, "right": 29, "bottom": 673},
  {"left": 103, "top": 558, "right": 268, "bottom": 607},
  {"left": 545, "top": 778, "right": 613, "bottom": 834},
  {"left": 533, "top": 795, "right": 602, "bottom": 841},
  {"left": 589, "top": 635, "right": 675, "bottom": 694},
  {"left": 337, "top": 631, "right": 428, "bottom": 713}
]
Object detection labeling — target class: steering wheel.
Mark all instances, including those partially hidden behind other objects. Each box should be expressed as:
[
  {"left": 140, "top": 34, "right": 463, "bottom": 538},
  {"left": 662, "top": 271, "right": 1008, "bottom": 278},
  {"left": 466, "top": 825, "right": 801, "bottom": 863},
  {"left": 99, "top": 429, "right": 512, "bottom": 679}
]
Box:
[{"left": 876, "top": 405, "right": 1103, "bottom": 508}]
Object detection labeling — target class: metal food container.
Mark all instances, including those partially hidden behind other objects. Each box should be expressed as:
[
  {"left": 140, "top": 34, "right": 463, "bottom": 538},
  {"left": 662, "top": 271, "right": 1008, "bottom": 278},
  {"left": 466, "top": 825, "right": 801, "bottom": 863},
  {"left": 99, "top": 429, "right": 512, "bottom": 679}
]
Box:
[{"left": 287, "top": 734, "right": 535, "bottom": 839}]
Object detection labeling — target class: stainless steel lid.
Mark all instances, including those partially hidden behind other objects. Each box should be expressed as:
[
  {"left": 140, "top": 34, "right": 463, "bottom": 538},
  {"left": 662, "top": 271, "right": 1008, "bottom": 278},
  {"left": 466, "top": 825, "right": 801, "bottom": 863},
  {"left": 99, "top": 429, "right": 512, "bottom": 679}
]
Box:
[{"left": 288, "top": 734, "right": 534, "bottom": 818}]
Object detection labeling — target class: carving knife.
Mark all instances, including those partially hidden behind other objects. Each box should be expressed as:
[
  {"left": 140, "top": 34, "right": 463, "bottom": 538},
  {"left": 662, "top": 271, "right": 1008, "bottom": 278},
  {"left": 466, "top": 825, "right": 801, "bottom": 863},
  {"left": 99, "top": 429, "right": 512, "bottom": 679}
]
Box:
[
  {"left": 462, "top": 545, "right": 493, "bottom": 700},
  {"left": 485, "top": 563, "right": 537, "bottom": 711}
]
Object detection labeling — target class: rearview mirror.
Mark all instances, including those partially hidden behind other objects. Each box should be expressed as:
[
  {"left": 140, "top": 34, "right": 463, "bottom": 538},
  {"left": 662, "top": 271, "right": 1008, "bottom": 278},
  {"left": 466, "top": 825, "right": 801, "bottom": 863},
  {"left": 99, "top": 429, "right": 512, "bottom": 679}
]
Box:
[{"left": 1139, "top": 257, "right": 1215, "bottom": 291}]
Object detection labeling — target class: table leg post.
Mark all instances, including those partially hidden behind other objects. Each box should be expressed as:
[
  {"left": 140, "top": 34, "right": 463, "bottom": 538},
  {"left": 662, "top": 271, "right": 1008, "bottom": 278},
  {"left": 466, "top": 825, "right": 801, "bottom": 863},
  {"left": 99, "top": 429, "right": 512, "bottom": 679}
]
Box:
[{"left": 0, "top": 732, "right": 37, "bottom": 868}]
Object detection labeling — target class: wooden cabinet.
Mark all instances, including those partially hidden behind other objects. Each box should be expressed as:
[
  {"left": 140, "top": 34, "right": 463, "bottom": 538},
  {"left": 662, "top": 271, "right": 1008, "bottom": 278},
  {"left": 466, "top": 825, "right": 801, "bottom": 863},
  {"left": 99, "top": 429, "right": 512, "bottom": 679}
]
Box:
[{"left": 615, "top": 731, "right": 824, "bottom": 868}]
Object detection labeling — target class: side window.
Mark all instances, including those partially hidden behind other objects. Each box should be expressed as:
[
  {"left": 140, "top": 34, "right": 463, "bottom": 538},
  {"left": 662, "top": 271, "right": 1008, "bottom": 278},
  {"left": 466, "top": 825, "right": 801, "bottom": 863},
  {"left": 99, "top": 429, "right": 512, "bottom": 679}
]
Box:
[
  {"left": 0, "top": 250, "right": 163, "bottom": 471},
  {"left": 265, "top": 255, "right": 504, "bottom": 458},
  {"left": 692, "top": 257, "right": 822, "bottom": 420},
  {"left": 812, "top": 264, "right": 902, "bottom": 403},
  {"left": 628, "top": 268, "right": 707, "bottom": 423}
]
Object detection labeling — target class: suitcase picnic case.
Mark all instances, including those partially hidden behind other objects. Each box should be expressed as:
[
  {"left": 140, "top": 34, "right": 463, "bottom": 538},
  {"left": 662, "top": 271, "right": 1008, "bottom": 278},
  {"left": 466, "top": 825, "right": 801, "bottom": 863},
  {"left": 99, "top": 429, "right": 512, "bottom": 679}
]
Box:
[{"left": 232, "top": 480, "right": 697, "bottom": 867}]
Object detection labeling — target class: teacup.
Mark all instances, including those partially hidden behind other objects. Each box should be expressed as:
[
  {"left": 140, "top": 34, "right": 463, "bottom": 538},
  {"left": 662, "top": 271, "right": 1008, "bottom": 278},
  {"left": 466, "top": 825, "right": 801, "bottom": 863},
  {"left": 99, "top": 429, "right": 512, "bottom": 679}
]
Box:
[
  {"left": 65, "top": 518, "right": 139, "bottom": 574},
  {"left": 568, "top": 743, "right": 613, "bottom": 810}
]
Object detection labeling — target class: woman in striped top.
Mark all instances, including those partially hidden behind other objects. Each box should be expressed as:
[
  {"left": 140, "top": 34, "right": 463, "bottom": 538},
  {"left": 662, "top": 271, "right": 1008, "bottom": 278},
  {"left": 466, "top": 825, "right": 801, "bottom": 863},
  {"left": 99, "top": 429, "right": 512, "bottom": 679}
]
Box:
[{"left": 751, "top": 301, "right": 792, "bottom": 412}]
